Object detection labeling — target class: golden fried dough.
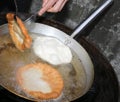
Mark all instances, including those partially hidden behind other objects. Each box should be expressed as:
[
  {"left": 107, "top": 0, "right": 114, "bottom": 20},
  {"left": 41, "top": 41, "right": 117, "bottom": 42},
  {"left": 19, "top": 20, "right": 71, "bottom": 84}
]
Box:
[
  {"left": 6, "top": 13, "right": 32, "bottom": 51},
  {"left": 16, "top": 63, "right": 64, "bottom": 100}
]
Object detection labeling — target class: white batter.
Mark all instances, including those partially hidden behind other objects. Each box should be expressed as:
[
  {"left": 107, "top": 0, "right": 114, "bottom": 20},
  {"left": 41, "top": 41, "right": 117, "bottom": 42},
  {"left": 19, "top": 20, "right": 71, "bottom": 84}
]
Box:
[
  {"left": 32, "top": 36, "right": 72, "bottom": 65},
  {"left": 22, "top": 67, "right": 52, "bottom": 93}
]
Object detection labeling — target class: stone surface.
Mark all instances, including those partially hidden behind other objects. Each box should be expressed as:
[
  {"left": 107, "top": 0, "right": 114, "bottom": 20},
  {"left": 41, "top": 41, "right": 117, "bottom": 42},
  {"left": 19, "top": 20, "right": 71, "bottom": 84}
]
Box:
[{"left": 88, "top": 0, "right": 120, "bottom": 83}]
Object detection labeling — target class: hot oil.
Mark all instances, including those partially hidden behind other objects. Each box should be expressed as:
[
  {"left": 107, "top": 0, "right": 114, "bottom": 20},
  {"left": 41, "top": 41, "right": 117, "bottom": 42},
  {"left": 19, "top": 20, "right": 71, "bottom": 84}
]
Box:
[
  {"left": 56, "top": 49, "right": 86, "bottom": 101},
  {"left": 0, "top": 33, "right": 87, "bottom": 102},
  {"left": 30, "top": 33, "right": 87, "bottom": 101},
  {"left": 0, "top": 33, "right": 41, "bottom": 99}
]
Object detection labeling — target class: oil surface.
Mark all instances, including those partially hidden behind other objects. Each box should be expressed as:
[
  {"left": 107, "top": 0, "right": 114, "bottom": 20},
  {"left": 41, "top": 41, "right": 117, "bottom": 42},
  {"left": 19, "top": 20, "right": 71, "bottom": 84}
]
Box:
[{"left": 0, "top": 33, "right": 86, "bottom": 102}]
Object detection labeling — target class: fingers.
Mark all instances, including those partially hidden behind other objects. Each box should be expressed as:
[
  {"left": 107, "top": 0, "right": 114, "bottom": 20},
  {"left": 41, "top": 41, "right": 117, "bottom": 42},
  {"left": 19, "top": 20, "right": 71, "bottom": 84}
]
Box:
[
  {"left": 42, "top": 0, "right": 48, "bottom": 7},
  {"left": 38, "top": 0, "right": 68, "bottom": 16},
  {"left": 47, "top": 0, "right": 68, "bottom": 12},
  {"left": 38, "top": 0, "right": 57, "bottom": 15},
  {"left": 58, "top": 0, "right": 68, "bottom": 11}
]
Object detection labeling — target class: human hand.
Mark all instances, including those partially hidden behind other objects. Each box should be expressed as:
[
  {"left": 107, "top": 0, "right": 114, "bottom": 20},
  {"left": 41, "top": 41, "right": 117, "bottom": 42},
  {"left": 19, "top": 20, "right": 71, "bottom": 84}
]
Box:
[{"left": 38, "top": 0, "right": 68, "bottom": 16}]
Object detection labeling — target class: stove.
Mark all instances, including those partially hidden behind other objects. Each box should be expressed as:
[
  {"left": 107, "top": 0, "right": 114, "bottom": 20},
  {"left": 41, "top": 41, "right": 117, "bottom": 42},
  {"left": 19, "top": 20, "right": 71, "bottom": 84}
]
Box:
[{"left": 0, "top": 16, "right": 119, "bottom": 102}]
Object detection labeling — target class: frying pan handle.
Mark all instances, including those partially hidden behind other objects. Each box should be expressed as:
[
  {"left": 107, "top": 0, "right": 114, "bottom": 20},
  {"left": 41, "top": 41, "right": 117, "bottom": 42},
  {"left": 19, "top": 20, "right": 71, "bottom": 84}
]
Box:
[{"left": 71, "top": 0, "right": 114, "bottom": 38}]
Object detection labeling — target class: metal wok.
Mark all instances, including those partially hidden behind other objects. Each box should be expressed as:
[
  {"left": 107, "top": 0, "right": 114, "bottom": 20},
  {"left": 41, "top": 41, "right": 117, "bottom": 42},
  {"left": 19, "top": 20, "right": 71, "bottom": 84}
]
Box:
[{"left": 0, "top": 0, "right": 113, "bottom": 101}]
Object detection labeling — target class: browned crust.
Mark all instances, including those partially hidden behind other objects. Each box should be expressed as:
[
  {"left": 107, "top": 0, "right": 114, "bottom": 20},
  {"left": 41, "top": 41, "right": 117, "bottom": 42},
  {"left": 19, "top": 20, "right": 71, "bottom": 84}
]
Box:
[
  {"left": 16, "top": 16, "right": 32, "bottom": 49},
  {"left": 6, "top": 13, "right": 32, "bottom": 51},
  {"left": 16, "top": 63, "right": 64, "bottom": 100}
]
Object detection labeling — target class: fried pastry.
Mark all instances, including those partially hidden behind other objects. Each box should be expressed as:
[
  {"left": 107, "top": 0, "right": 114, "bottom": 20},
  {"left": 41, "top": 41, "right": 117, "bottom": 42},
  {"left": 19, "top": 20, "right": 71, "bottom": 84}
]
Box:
[
  {"left": 33, "top": 36, "right": 72, "bottom": 65},
  {"left": 16, "top": 63, "right": 64, "bottom": 100},
  {"left": 6, "top": 13, "right": 32, "bottom": 51}
]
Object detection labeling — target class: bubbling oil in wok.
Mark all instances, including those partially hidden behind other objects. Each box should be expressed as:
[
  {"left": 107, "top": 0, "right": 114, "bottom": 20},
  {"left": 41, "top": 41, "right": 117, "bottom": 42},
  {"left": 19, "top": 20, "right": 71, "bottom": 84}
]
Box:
[{"left": 0, "top": 32, "right": 87, "bottom": 101}]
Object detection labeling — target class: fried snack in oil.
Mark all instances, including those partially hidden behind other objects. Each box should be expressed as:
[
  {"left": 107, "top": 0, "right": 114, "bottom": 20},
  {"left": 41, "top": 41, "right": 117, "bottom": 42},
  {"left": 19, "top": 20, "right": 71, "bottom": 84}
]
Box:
[
  {"left": 16, "top": 63, "right": 64, "bottom": 100},
  {"left": 6, "top": 13, "right": 32, "bottom": 51}
]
